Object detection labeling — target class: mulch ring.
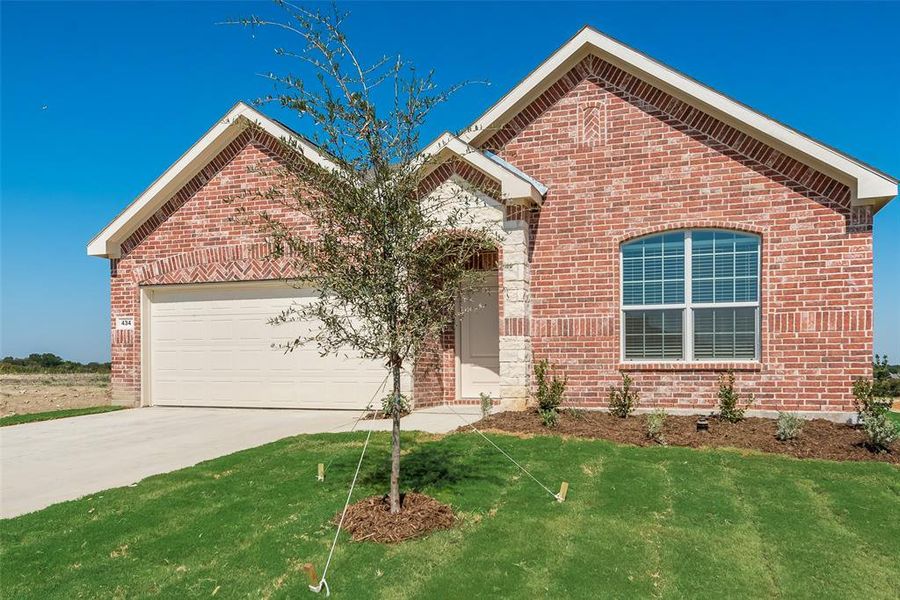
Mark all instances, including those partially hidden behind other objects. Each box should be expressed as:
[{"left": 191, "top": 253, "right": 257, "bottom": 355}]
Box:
[
  {"left": 462, "top": 410, "right": 898, "bottom": 464},
  {"left": 335, "top": 493, "right": 456, "bottom": 543}
]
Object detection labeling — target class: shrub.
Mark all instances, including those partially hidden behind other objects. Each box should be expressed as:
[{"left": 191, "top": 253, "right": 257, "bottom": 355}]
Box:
[
  {"left": 874, "top": 376, "right": 900, "bottom": 398},
  {"left": 535, "top": 359, "right": 566, "bottom": 411},
  {"left": 645, "top": 409, "right": 667, "bottom": 444},
  {"left": 717, "top": 371, "right": 753, "bottom": 423},
  {"left": 776, "top": 412, "right": 803, "bottom": 441},
  {"left": 534, "top": 359, "right": 566, "bottom": 427},
  {"left": 608, "top": 372, "right": 639, "bottom": 418},
  {"left": 380, "top": 392, "right": 410, "bottom": 415},
  {"left": 539, "top": 408, "right": 559, "bottom": 428},
  {"left": 853, "top": 377, "right": 898, "bottom": 451},
  {"left": 852, "top": 377, "right": 877, "bottom": 421},
  {"left": 565, "top": 407, "right": 586, "bottom": 420},
  {"left": 0, "top": 353, "right": 111, "bottom": 374},
  {"left": 873, "top": 354, "right": 900, "bottom": 398},
  {"left": 479, "top": 392, "right": 493, "bottom": 418},
  {"left": 862, "top": 412, "right": 898, "bottom": 451}
]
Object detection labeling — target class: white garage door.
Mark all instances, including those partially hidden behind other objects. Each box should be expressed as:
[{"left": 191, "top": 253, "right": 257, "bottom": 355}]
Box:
[{"left": 147, "top": 283, "right": 390, "bottom": 409}]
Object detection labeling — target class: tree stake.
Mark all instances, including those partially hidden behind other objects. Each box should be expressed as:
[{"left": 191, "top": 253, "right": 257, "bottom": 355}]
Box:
[{"left": 303, "top": 563, "right": 319, "bottom": 587}]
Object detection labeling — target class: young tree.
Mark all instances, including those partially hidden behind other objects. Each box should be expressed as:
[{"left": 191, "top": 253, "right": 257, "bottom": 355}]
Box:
[{"left": 231, "top": 3, "right": 495, "bottom": 513}]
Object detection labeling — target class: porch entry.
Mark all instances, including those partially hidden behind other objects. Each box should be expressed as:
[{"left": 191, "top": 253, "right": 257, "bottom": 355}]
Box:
[{"left": 456, "top": 272, "right": 500, "bottom": 399}]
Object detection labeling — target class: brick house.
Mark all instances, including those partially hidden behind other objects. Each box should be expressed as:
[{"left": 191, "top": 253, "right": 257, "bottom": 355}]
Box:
[{"left": 88, "top": 27, "right": 896, "bottom": 419}]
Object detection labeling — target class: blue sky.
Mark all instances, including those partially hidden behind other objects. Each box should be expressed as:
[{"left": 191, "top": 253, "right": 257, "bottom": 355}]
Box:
[{"left": 1, "top": 1, "right": 898, "bottom": 363}]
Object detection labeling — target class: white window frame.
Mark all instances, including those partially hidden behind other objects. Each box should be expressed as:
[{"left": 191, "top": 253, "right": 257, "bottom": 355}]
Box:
[{"left": 620, "top": 229, "right": 761, "bottom": 363}]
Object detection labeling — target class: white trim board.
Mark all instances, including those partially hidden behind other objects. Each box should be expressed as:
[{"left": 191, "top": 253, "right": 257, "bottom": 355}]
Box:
[
  {"left": 87, "top": 102, "right": 336, "bottom": 259},
  {"left": 460, "top": 26, "right": 896, "bottom": 208},
  {"left": 88, "top": 109, "right": 544, "bottom": 260},
  {"left": 89, "top": 27, "right": 896, "bottom": 260},
  {"left": 419, "top": 133, "right": 545, "bottom": 205}
]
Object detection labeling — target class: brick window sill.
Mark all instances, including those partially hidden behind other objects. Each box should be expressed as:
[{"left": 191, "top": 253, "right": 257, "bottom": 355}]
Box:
[{"left": 618, "top": 362, "right": 763, "bottom": 372}]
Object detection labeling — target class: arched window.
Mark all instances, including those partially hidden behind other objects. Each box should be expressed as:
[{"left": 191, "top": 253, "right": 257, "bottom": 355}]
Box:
[{"left": 621, "top": 230, "right": 760, "bottom": 362}]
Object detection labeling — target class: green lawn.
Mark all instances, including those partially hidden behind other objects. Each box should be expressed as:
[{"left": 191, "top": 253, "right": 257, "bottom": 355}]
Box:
[
  {"left": 2, "top": 432, "right": 898, "bottom": 599},
  {"left": 0, "top": 406, "right": 125, "bottom": 427},
  {"left": 0, "top": 405, "right": 124, "bottom": 427}
]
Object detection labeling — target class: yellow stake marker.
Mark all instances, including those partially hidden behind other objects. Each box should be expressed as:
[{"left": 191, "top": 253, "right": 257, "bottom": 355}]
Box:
[
  {"left": 557, "top": 481, "right": 569, "bottom": 503},
  {"left": 303, "top": 563, "right": 319, "bottom": 587},
  {"left": 317, "top": 463, "right": 325, "bottom": 482}
]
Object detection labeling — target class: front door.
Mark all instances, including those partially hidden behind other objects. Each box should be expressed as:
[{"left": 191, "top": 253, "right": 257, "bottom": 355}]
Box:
[{"left": 457, "top": 274, "right": 500, "bottom": 399}]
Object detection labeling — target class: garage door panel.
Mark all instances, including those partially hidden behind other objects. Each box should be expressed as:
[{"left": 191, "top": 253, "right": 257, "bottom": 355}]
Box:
[{"left": 149, "top": 284, "right": 393, "bottom": 409}]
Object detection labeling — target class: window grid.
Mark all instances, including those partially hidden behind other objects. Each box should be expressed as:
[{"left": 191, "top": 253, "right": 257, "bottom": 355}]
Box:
[
  {"left": 624, "top": 309, "right": 684, "bottom": 360},
  {"left": 621, "top": 230, "right": 760, "bottom": 363},
  {"left": 691, "top": 231, "right": 758, "bottom": 304},
  {"left": 622, "top": 232, "right": 685, "bottom": 306}
]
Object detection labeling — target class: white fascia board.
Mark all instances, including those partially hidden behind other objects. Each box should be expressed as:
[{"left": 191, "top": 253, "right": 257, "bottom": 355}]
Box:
[
  {"left": 87, "top": 102, "right": 336, "bottom": 258},
  {"left": 460, "top": 27, "right": 897, "bottom": 206},
  {"left": 420, "top": 133, "right": 544, "bottom": 205},
  {"left": 483, "top": 151, "right": 549, "bottom": 197}
]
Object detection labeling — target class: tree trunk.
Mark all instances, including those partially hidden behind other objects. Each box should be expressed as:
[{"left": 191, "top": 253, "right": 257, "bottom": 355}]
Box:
[{"left": 389, "top": 356, "right": 402, "bottom": 514}]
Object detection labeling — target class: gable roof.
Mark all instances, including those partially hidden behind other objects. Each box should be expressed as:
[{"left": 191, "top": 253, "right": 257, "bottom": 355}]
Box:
[
  {"left": 89, "top": 27, "right": 896, "bottom": 259},
  {"left": 87, "top": 102, "right": 335, "bottom": 258},
  {"left": 88, "top": 105, "right": 544, "bottom": 259},
  {"left": 419, "top": 133, "right": 546, "bottom": 204},
  {"left": 460, "top": 26, "right": 896, "bottom": 209}
]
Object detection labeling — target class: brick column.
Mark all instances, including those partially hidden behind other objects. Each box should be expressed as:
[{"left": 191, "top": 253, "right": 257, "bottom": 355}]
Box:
[{"left": 498, "top": 218, "right": 532, "bottom": 410}]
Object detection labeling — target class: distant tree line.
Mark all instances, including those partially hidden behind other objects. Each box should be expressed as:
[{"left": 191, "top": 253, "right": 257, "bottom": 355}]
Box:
[
  {"left": 0, "top": 353, "right": 111, "bottom": 374},
  {"left": 873, "top": 354, "right": 900, "bottom": 398}
]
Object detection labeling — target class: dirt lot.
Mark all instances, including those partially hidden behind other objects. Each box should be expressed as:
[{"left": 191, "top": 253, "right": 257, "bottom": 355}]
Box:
[{"left": 0, "top": 373, "right": 111, "bottom": 417}]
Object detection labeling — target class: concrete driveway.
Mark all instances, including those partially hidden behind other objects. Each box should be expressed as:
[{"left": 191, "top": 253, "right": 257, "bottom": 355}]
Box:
[{"left": 0, "top": 405, "right": 479, "bottom": 518}]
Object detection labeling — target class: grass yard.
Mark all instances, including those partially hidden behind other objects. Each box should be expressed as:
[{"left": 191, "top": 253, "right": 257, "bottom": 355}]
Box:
[
  {"left": 2, "top": 431, "right": 898, "bottom": 599},
  {"left": 888, "top": 410, "right": 900, "bottom": 426},
  {"left": 0, "top": 405, "right": 124, "bottom": 427}
]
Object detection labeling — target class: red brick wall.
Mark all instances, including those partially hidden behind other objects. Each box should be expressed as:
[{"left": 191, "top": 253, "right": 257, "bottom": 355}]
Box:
[
  {"left": 482, "top": 55, "right": 872, "bottom": 413},
  {"left": 111, "top": 55, "right": 875, "bottom": 415},
  {"left": 109, "top": 129, "right": 310, "bottom": 404},
  {"left": 412, "top": 248, "right": 502, "bottom": 408},
  {"left": 412, "top": 327, "right": 456, "bottom": 408}
]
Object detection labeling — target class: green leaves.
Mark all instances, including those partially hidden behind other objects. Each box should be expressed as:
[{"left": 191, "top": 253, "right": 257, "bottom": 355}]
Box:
[
  {"left": 609, "top": 372, "right": 639, "bottom": 418},
  {"left": 228, "top": 3, "right": 496, "bottom": 373},
  {"left": 717, "top": 371, "right": 751, "bottom": 423}
]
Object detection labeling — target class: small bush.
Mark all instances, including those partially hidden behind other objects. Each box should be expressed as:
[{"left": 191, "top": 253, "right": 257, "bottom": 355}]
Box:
[
  {"left": 873, "top": 354, "right": 900, "bottom": 398},
  {"left": 565, "top": 407, "right": 586, "bottom": 420},
  {"left": 862, "top": 412, "right": 898, "bottom": 451},
  {"left": 380, "top": 392, "right": 410, "bottom": 415},
  {"left": 539, "top": 408, "right": 559, "bottom": 428},
  {"left": 853, "top": 377, "right": 898, "bottom": 451},
  {"left": 535, "top": 359, "right": 566, "bottom": 412},
  {"left": 479, "top": 392, "right": 493, "bottom": 418},
  {"left": 717, "top": 371, "right": 753, "bottom": 423},
  {"left": 645, "top": 409, "right": 667, "bottom": 444},
  {"left": 608, "top": 372, "right": 639, "bottom": 418},
  {"left": 776, "top": 412, "right": 803, "bottom": 441},
  {"left": 852, "top": 377, "right": 877, "bottom": 421},
  {"left": 535, "top": 359, "right": 566, "bottom": 427}
]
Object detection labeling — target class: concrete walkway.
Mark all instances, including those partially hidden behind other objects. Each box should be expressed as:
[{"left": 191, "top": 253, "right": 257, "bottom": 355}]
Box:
[{"left": 0, "top": 405, "right": 480, "bottom": 518}]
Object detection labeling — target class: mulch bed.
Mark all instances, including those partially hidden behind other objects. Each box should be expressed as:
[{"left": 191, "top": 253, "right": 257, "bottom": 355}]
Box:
[
  {"left": 464, "top": 410, "right": 898, "bottom": 464},
  {"left": 335, "top": 493, "right": 456, "bottom": 543}
]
